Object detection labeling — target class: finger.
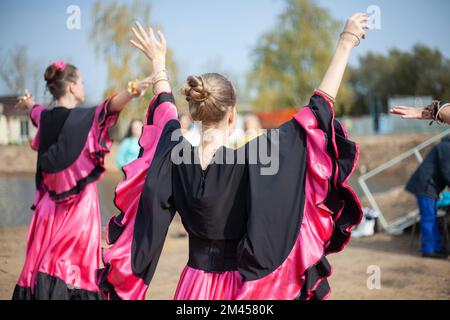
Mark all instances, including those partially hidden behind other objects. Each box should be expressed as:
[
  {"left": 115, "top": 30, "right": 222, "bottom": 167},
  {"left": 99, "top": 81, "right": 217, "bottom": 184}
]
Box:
[
  {"left": 401, "top": 115, "right": 419, "bottom": 119},
  {"left": 135, "top": 21, "right": 149, "bottom": 41},
  {"left": 392, "top": 106, "right": 413, "bottom": 111},
  {"left": 351, "top": 12, "right": 367, "bottom": 20},
  {"left": 361, "top": 21, "right": 370, "bottom": 29},
  {"left": 132, "top": 27, "right": 147, "bottom": 46},
  {"left": 148, "top": 27, "right": 157, "bottom": 44},
  {"left": 129, "top": 39, "right": 146, "bottom": 52},
  {"left": 157, "top": 30, "right": 167, "bottom": 48}
]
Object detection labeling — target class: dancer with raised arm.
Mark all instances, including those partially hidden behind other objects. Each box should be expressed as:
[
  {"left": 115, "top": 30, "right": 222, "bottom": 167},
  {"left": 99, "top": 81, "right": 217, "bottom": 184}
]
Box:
[
  {"left": 13, "top": 62, "right": 151, "bottom": 300},
  {"left": 99, "top": 13, "right": 367, "bottom": 300}
]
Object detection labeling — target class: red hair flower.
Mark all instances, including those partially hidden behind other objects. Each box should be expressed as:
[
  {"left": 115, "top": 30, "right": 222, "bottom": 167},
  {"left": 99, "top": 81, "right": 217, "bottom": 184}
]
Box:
[{"left": 52, "top": 61, "right": 66, "bottom": 72}]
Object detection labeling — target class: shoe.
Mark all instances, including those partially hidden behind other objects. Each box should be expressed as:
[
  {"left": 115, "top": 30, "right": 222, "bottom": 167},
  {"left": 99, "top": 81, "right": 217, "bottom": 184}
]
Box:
[
  {"left": 352, "top": 217, "right": 375, "bottom": 238},
  {"left": 422, "top": 252, "right": 448, "bottom": 259}
]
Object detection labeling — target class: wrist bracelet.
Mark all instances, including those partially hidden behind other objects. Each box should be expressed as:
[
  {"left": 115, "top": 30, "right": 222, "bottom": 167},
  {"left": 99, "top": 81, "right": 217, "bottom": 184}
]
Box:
[
  {"left": 152, "top": 78, "right": 169, "bottom": 95},
  {"left": 424, "top": 100, "right": 449, "bottom": 125},
  {"left": 315, "top": 88, "right": 336, "bottom": 104},
  {"left": 151, "top": 70, "right": 167, "bottom": 84},
  {"left": 127, "top": 80, "right": 141, "bottom": 98},
  {"left": 340, "top": 31, "right": 360, "bottom": 47}
]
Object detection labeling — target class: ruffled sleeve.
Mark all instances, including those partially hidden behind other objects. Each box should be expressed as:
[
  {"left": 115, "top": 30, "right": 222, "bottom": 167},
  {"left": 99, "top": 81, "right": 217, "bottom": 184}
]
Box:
[
  {"left": 92, "top": 97, "right": 119, "bottom": 158},
  {"left": 236, "top": 91, "right": 362, "bottom": 300},
  {"left": 98, "top": 92, "right": 181, "bottom": 300}
]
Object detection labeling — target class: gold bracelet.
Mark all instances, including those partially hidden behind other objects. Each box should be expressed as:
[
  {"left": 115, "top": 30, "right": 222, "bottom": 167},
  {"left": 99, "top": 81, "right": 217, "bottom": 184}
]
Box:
[
  {"left": 152, "top": 78, "right": 169, "bottom": 95},
  {"left": 17, "top": 92, "right": 33, "bottom": 108},
  {"left": 151, "top": 69, "right": 167, "bottom": 82},
  {"left": 315, "top": 88, "right": 336, "bottom": 104},
  {"left": 127, "top": 80, "right": 141, "bottom": 98}
]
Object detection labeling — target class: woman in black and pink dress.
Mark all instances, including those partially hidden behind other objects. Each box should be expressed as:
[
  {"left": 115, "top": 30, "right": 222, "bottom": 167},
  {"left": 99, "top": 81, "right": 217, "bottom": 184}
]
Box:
[
  {"left": 13, "top": 61, "right": 151, "bottom": 300},
  {"left": 99, "top": 14, "right": 368, "bottom": 300}
]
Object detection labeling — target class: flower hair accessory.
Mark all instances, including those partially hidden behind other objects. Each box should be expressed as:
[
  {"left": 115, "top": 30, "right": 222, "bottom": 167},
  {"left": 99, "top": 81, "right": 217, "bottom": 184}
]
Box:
[{"left": 52, "top": 61, "right": 66, "bottom": 72}]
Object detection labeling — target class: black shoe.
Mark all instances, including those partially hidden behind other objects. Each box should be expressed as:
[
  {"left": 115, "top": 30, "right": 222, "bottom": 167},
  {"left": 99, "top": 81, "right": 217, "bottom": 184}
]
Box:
[{"left": 422, "top": 252, "right": 448, "bottom": 259}]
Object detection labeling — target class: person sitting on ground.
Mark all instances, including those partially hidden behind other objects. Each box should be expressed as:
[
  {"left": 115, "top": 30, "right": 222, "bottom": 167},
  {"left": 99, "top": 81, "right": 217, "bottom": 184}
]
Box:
[{"left": 405, "top": 135, "right": 450, "bottom": 259}]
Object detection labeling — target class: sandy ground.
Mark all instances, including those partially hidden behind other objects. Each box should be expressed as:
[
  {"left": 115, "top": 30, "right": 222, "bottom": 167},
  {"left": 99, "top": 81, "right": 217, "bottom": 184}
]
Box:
[{"left": 1, "top": 224, "right": 449, "bottom": 300}]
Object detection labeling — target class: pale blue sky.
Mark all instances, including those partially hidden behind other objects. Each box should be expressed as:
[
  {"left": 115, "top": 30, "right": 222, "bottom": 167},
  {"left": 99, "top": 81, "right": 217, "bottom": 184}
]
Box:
[{"left": 0, "top": 0, "right": 449, "bottom": 102}]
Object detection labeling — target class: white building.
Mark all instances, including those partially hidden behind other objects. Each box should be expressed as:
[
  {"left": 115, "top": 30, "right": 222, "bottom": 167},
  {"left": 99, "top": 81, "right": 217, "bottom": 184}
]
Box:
[{"left": 0, "top": 95, "right": 36, "bottom": 145}]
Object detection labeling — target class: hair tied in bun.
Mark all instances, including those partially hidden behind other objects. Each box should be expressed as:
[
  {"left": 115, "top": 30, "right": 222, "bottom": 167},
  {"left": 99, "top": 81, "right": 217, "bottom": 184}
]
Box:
[{"left": 52, "top": 61, "right": 66, "bottom": 72}]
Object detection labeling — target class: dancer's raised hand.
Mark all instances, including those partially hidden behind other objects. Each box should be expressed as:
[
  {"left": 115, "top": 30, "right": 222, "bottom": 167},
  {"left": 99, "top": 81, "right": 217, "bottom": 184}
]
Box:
[
  {"left": 390, "top": 106, "right": 427, "bottom": 120},
  {"left": 341, "top": 12, "right": 369, "bottom": 47},
  {"left": 130, "top": 21, "right": 167, "bottom": 70},
  {"left": 15, "top": 89, "right": 35, "bottom": 109},
  {"left": 317, "top": 12, "right": 368, "bottom": 102}
]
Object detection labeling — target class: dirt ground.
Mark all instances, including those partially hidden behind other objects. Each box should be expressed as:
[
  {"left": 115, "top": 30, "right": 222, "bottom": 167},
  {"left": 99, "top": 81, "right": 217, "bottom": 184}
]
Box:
[{"left": 1, "top": 224, "right": 449, "bottom": 300}]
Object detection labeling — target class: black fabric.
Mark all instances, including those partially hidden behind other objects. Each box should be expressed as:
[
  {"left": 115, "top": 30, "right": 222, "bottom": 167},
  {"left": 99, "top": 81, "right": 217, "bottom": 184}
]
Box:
[
  {"left": 39, "top": 106, "right": 96, "bottom": 173},
  {"left": 96, "top": 266, "right": 121, "bottom": 300},
  {"left": 35, "top": 106, "right": 70, "bottom": 190},
  {"left": 296, "top": 256, "right": 331, "bottom": 300},
  {"left": 46, "top": 164, "right": 105, "bottom": 201},
  {"left": 12, "top": 272, "right": 103, "bottom": 300},
  {"left": 131, "top": 119, "right": 180, "bottom": 285},
  {"left": 237, "top": 119, "right": 307, "bottom": 281},
  {"left": 172, "top": 144, "right": 248, "bottom": 241},
  {"left": 35, "top": 105, "right": 107, "bottom": 201},
  {"left": 106, "top": 212, "right": 125, "bottom": 245},
  {"left": 187, "top": 236, "right": 239, "bottom": 273},
  {"left": 406, "top": 135, "right": 450, "bottom": 200}
]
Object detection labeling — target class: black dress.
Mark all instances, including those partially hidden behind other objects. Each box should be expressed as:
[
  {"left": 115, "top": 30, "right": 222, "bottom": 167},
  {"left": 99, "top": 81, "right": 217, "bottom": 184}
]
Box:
[{"left": 98, "top": 91, "right": 362, "bottom": 300}]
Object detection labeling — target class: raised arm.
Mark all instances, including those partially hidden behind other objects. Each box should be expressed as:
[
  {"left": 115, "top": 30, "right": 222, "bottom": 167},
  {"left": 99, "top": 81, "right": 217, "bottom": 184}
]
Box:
[
  {"left": 130, "top": 22, "right": 171, "bottom": 95},
  {"left": 317, "top": 13, "right": 368, "bottom": 101},
  {"left": 107, "top": 77, "right": 152, "bottom": 114}
]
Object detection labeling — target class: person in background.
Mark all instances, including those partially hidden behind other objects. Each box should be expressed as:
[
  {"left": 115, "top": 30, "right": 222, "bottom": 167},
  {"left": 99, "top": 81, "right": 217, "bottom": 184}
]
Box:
[
  {"left": 406, "top": 136, "right": 450, "bottom": 259},
  {"left": 116, "top": 119, "right": 143, "bottom": 169},
  {"left": 391, "top": 100, "right": 450, "bottom": 125},
  {"left": 179, "top": 113, "right": 200, "bottom": 146},
  {"left": 236, "top": 113, "right": 263, "bottom": 147}
]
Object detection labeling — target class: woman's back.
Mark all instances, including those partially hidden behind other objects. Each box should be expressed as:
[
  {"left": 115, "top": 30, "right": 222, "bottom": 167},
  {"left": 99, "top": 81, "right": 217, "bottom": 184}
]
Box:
[{"left": 172, "top": 142, "right": 248, "bottom": 241}]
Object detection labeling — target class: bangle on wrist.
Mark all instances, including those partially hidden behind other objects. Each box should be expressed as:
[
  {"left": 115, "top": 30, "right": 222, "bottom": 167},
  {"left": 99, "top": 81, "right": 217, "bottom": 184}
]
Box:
[
  {"left": 340, "top": 31, "right": 360, "bottom": 47},
  {"left": 424, "top": 100, "right": 449, "bottom": 125},
  {"left": 152, "top": 78, "right": 169, "bottom": 95},
  {"left": 315, "top": 88, "right": 336, "bottom": 104}
]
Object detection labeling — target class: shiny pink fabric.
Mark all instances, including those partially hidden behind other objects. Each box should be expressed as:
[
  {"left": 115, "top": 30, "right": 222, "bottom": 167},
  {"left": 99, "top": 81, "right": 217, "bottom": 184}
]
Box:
[
  {"left": 17, "top": 100, "right": 118, "bottom": 294},
  {"left": 101, "top": 94, "right": 178, "bottom": 300},
  {"left": 173, "top": 92, "right": 361, "bottom": 300},
  {"left": 174, "top": 266, "right": 243, "bottom": 300},
  {"left": 17, "top": 183, "right": 102, "bottom": 292}
]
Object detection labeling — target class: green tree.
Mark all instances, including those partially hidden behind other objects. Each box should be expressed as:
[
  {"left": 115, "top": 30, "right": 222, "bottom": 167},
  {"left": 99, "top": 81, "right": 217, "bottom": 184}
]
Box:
[
  {"left": 90, "top": 0, "right": 179, "bottom": 132},
  {"left": 349, "top": 44, "right": 450, "bottom": 115},
  {"left": 247, "top": 0, "right": 353, "bottom": 114}
]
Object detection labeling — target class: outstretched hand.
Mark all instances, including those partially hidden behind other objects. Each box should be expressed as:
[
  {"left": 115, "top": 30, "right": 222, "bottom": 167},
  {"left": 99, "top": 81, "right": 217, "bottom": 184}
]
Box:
[
  {"left": 130, "top": 21, "right": 167, "bottom": 69},
  {"left": 15, "top": 89, "right": 35, "bottom": 110},
  {"left": 390, "top": 106, "right": 430, "bottom": 120}
]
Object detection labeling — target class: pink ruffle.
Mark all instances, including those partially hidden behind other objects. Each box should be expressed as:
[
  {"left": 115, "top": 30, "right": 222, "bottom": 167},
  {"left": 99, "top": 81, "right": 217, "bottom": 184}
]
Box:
[
  {"left": 100, "top": 93, "right": 178, "bottom": 300},
  {"left": 233, "top": 92, "right": 362, "bottom": 300}
]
